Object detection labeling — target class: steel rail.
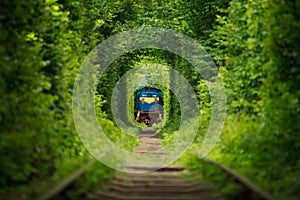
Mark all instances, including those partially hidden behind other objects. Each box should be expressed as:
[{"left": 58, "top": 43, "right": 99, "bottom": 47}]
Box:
[
  {"left": 203, "top": 158, "right": 274, "bottom": 200},
  {"left": 37, "top": 138, "right": 124, "bottom": 200},
  {"left": 37, "top": 159, "right": 97, "bottom": 200}
]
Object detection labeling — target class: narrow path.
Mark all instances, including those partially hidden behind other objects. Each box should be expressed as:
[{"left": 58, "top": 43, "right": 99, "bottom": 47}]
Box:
[
  {"left": 134, "top": 127, "right": 164, "bottom": 154},
  {"left": 90, "top": 128, "right": 222, "bottom": 200}
]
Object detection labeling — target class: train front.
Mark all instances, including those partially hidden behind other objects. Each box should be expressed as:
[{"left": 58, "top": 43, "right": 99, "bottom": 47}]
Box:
[{"left": 134, "top": 87, "right": 164, "bottom": 126}]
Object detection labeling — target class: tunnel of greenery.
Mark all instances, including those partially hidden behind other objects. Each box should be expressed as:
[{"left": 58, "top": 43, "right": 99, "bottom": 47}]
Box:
[{"left": 1, "top": 0, "right": 299, "bottom": 199}]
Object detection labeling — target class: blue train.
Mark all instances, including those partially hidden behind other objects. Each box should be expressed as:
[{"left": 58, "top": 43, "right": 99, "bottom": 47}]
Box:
[{"left": 134, "top": 87, "right": 164, "bottom": 126}]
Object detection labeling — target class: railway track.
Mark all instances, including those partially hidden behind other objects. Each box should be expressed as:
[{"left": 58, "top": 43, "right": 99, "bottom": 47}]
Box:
[
  {"left": 91, "top": 128, "right": 222, "bottom": 200},
  {"left": 38, "top": 128, "right": 273, "bottom": 200},
  {"left": 91, "top": 169, "right": 222, "bottom": 200}
]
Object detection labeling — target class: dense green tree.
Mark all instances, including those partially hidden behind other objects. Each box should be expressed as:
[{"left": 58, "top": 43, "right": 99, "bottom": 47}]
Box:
[
  {"left": 211, "top": 0, "right": 265, "bottom": 115},
  {"left": 201, "top": 0, "right": 300, "bottom": 198}
]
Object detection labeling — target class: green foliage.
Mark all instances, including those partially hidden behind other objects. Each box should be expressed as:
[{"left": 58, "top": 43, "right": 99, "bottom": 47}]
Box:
[
  {"left": 182, "top": 0, "right": 300, "bottom": 199},
  {"left": 0, "top": 0, "right": 122, "bottom": 196},
  {"left": 0, "top": 0, "right": 73, "bottom": 189},
  {"left": 95, "top": 92, "right": 139, "bottom": 150},
  {"left": 211, "top": 0, "right": 265, "bottom": 115},
  {"left": 181, "top": 0, "right": 231, "bottom": 40},
  {"left": 195, "top": 79, "right": 212, "bottom": 143}
]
